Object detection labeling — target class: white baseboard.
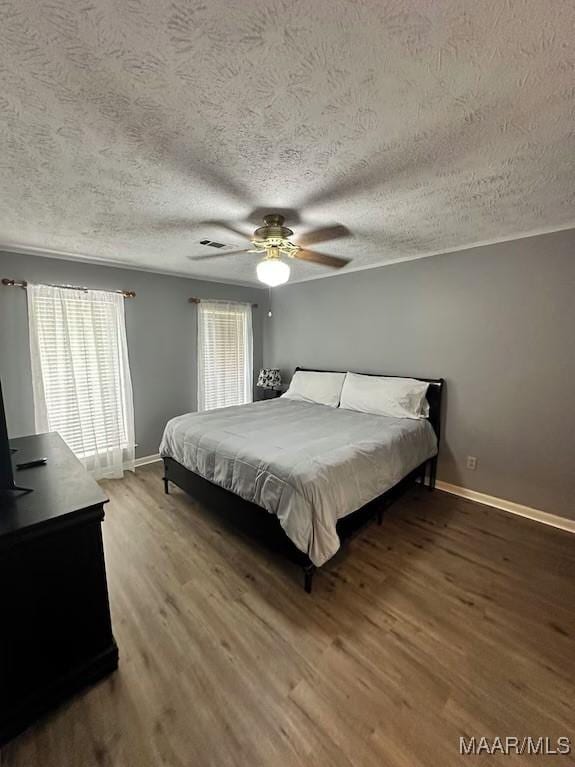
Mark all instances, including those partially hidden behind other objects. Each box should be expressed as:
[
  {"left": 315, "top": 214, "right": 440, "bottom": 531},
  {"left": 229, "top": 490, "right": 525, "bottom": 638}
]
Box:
[
  {"left": 436, "top": 480, "right": 575, "bottom": 534},
  {"left": 134, "top": 453, "right": 161, "bottom": 468}
]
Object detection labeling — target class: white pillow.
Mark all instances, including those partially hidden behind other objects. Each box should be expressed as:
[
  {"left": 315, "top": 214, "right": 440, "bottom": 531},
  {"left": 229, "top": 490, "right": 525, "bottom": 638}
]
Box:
[
  {"left": 282, "top": 370, "right": 346, "bottom": 408},
  {"left": 340, "top": 372, "right": 430, "bottom": 419}
]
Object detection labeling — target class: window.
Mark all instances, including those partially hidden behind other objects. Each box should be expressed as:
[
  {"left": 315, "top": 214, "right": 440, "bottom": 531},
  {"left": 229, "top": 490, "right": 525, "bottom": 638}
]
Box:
[
  {"left": 27, "top": 284, "right": 135, "bottom": 479},
  {"left": 197, "top": 301, "right": 253, "bottom": 411}
]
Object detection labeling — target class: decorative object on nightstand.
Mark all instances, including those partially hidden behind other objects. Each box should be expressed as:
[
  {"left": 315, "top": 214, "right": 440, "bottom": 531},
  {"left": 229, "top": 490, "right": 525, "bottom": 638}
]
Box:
[{"left": 256, "top": 368, "right": 282, "bottom": 399}]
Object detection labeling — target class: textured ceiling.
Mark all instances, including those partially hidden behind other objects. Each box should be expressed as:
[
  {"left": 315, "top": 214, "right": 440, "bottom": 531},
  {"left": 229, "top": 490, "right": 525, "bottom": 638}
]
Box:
[{"left": 1, "top": 0, "right": 574, "bottom": 286}]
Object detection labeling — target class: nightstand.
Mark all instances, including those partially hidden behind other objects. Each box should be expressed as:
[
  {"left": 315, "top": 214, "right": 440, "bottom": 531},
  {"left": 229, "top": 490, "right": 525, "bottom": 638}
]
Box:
[{"left": 257, "top": 388, "right": 282, "bottom": 401}]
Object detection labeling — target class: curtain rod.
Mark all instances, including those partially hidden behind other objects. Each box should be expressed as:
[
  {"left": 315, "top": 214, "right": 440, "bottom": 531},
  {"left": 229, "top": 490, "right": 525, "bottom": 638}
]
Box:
[
  {"left": 189, "top": 297, "right": 258, "bottom": 308},
  {"left": 1, "top": 278, "right": 136, "bottom": 298}
]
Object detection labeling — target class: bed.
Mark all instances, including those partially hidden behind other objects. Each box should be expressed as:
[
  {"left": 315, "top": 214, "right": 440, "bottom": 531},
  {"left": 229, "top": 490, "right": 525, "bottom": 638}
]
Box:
[{"left": 160, "top": 368, "right": 444, "bottom": 592}]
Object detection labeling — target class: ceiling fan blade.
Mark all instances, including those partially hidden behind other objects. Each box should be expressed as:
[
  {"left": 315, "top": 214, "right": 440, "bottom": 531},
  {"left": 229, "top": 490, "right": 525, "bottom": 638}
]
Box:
[
  {"left": 297, "top": 224, "right": 350, "bottom": 247},
  {"left": 187, "top": 249, "right": 252, "bottom": 261},
  {"left": 200, "top": 220, "right": 252, "bottom": 241},
  {"left": 294, "top": 250, "right": 351, "bottom": 269}
]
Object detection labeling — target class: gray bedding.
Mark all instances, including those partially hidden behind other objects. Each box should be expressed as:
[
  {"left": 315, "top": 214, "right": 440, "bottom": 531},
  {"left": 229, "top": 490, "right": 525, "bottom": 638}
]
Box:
[{"left": 159, "top": 399, "right": 437, "bottom": 566}]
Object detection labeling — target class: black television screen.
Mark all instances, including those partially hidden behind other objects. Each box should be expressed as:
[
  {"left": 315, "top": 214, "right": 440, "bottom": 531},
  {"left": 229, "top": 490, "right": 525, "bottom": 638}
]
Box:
[{"left": 0, "top": 379, "right": 16, "bottom": 492}]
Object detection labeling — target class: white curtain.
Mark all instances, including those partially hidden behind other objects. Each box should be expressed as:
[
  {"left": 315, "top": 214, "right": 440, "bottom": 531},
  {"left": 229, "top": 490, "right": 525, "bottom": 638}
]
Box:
[
  {"left": 27, "top": 283, "right": 135, "bottom": 479},
  {"left": 197, "top": 301, "right": 253, "bottom": 411}
]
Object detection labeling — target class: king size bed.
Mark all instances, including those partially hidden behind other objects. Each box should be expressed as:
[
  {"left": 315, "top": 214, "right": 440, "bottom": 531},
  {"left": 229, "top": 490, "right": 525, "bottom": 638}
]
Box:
[{"left": 160, "top": 368, "right": 444, "bottom": 592}]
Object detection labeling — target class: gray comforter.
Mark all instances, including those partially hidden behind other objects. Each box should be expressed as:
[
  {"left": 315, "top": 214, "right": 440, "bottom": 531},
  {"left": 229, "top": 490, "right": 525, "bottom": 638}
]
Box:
[{"left": 159, "top": 399, "right": 437, "bottom": 566}]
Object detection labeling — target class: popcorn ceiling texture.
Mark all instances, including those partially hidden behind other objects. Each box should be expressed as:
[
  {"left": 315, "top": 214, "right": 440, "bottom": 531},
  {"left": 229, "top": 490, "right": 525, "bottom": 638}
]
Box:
[{"left": 0, "top": 0, "right": 574, "bottom": 285}]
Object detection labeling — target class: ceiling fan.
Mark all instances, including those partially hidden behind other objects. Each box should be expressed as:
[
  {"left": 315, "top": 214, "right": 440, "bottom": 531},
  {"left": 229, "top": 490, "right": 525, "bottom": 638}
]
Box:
[{"left": 190, "top": 214, "right": 351, "bottom": 286}]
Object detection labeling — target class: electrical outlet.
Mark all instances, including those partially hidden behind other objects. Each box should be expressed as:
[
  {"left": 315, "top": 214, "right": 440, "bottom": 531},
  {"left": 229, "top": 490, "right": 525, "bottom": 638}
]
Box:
[{"left": 466, "top": 456, "right": 477, "bottom": 470}]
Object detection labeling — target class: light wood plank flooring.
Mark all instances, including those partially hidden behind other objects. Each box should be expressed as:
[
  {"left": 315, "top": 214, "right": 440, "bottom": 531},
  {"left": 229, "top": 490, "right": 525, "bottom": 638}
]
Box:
[{"left": 2, "top": 463, "right": 574, "bottom": 767}]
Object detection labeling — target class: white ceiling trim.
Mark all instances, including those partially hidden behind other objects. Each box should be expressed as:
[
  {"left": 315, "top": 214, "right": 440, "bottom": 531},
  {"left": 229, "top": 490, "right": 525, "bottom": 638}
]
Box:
[
  {"left": 2, "top": 219, "right": 574, "bottom": 290},
  {"left": 285, "top": 221, "right": 575, "bottom": 285},
  {"left": 0, "top": 242, "right": 263, "bottom": 290}
]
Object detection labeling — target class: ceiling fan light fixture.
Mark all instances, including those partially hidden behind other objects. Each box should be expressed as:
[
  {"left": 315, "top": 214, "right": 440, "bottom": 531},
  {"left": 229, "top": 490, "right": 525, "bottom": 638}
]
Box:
[
  {"left": 256, "top": 257, "right": 290, "bottom": 287},
  {"left": 193, "top": 213, "right": 350, "bottom": 277}
]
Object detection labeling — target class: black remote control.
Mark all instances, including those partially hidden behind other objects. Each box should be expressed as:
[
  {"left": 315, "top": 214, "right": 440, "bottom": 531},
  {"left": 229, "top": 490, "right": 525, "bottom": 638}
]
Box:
[{"left": 16, "top": 458, "right": 48, "bottom": 470}]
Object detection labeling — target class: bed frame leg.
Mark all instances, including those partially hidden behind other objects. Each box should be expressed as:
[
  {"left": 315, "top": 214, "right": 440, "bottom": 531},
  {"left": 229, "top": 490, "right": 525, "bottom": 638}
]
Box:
[
  {"left": 428, "top": 458, "right": 437, "bottom": 491},
  {"left": 303, "top": 565, "right": 315, "bottom": 594},
  {"left": 419, "top": 462, "right": 427, "bottom": 487},
  {"left": 163, "top": 477, "right": 170, "bottom": 494}
]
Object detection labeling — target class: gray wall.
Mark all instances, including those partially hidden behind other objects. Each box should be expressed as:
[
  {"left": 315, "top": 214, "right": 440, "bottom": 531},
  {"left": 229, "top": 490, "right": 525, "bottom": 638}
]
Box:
[
  {"left": 266, "top": 228, "right": 575, "bottom": 521},
  {"left": 0, "top": 251, "right": 268, "bottom": 458},
  {"left": 3, "top": 232, "right": 574, "bottom": 520}
]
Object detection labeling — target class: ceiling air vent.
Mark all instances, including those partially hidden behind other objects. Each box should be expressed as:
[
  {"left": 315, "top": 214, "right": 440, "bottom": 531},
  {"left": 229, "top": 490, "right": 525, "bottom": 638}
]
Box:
[{"left": 199, "top": 239, "right": 226, "bottom": 248}]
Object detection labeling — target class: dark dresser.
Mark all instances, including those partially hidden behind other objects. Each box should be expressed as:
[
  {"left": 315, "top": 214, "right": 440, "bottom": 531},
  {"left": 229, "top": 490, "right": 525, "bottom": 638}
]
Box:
[{"left": 0, "top": 432, "right": 118, "bottom": 745}]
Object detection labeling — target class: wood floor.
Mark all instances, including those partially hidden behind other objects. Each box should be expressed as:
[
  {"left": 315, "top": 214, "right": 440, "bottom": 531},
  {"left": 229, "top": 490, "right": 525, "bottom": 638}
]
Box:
[{"left": 2, "top": 464, "right": 574, "bottom": 767}]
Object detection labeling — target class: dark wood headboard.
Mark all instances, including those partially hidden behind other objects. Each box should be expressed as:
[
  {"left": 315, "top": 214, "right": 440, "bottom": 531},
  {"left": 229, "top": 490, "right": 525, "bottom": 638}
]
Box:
[{"left": 294, "top": 367, "right": 445, "bottom": 444}]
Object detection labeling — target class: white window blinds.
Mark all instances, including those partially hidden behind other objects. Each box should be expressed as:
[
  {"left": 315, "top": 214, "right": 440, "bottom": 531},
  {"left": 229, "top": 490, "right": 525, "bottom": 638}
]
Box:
[
  {"left": 27, "top": 284, "right": 135, "bottom": 479},
  {"left": 197, "top": 301, "right": 253, "bottom": 411}
]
